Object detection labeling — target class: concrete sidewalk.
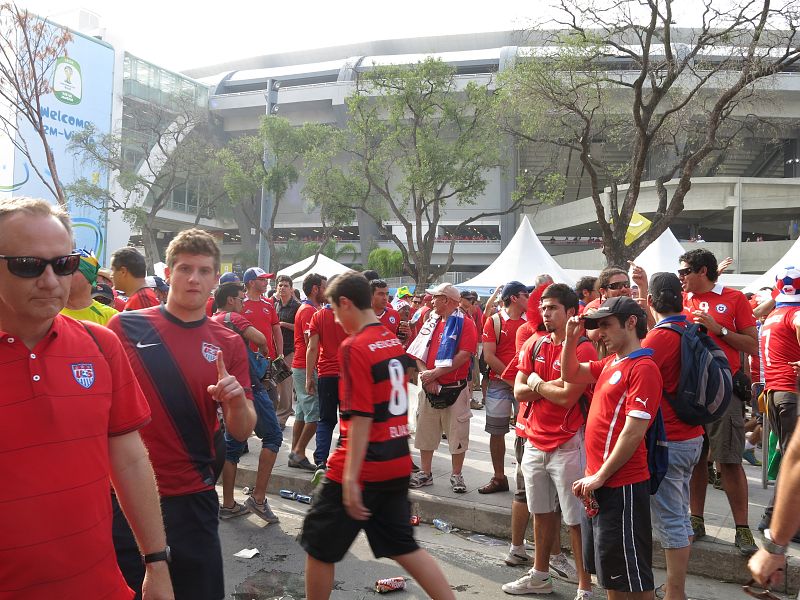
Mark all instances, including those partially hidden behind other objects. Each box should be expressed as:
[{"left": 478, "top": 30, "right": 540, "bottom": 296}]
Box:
[{"left": 233, "top": 387, "right": 799, "bottom": 594}]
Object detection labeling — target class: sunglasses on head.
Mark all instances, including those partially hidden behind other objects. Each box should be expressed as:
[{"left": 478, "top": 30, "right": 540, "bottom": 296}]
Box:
[
  {"left": 606, "top": 280, "right": 630, "bottom": 290},
  {"left": 677, "top": 267, "right": 695, "bottom": 277},
  {"left": 0, "top": 254, "right": 81, "bottom": 278}
]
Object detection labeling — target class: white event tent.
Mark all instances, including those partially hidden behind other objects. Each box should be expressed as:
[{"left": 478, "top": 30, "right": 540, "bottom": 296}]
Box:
[
  {"left": 277, "top": 254, "right": 350, "bottom": 288},
  {"left": 631, "top": 228, "right": 685, "bottom": 278},
  {"left": 455, "top": 216, "right": 575, "bottom": 295},
  {"left": 742, "top": 237, "right": 800, "bottom": 294}
]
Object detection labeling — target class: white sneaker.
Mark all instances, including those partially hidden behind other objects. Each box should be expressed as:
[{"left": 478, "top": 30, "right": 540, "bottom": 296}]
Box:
[
  {"left": 549, "top": 553, "right": 578, "bottom": 583},
  {"left": 573, "top": 590, "right": 592, "bottom": 600},
  {"left": 504, "top": 549, "right": 532, "bottom": 566},
  {"left": 501, "top": 572, "right": 553, "bottom": 595}
]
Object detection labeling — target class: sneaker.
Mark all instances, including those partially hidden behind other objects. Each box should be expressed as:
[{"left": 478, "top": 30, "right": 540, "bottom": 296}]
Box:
[
  {"left": 450, "top": 473, "right": 467, "bottom": 493},
  {"left": 288, "top": 452, "right": 317, "bottom": 472},
  {"left": 712, "top": 470, "right": 723, "bottom": 490},
  {"left": 504, "top": 550, "right": 532, "bottom": 567},
  {"left": 411, "top": 461, "right": 421, "bottom": 473},
  {"left": 735, "top": 526, "right": 758, "bottom": 556},
  {"left": 219, "top": 501, "right": 249, "bottom": 519},
  {"left": 409, "top": 471, "right": 433, "bottom": 488},
  {"left": 757, "top": 515, "right": 770, "bottom": 532},
  {"left": 245, "top": 496, "right": 280, "bottom": 524},
  {"left": 501, "top": 571, "right": 553, "bottom": 595},
  {"left": 574, "top": 590, "right": 593, "bottom": 600},
  {"left": 470, "top": 399, "right": 484, "bottom": 410},
  {"left": 706, "top": 462, "right": 716, "bottom": 485},
  {"left": 311, "top": 468, "right": 326, "bottom": 486},
  {"left": 690, "top": 515, "right": 706, "bottom": 539},
  {"left": 549, "top": 553, "right": 578, "bottom": 583},
  {"left": 742, "top": 448, "right": 762, "bottom": 466}
]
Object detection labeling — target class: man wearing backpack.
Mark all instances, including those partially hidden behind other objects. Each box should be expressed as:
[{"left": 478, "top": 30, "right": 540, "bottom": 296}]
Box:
[
  {"left": 756, "top": 266, "right": 800, "bottom": 541},
  {"left": 643, "top": 273, "right": 706, "bottom": 600},
  {"left": 502, "top": 284, "right": 595, "bottom": 597},
  {"left": 212, "top": 282, "right": 282, "bottom": 524},
  {"left": 561, "top": 296, "right": 662, "bottom": 598},
  {"left": 479, "top": 281, "right": 530, "bottom": 495},
  {"left": 679, "top": 249, "right": 759, "bottom": 555}
]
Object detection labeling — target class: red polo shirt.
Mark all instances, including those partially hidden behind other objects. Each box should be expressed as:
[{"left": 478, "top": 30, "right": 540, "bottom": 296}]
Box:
[
  {"left": 292, "top": 302, "right": 318, "bottom": 369},
  {"left": 242, "top": 296, "right": 280, "bottom": 358},
  {"left": 377, "top": 306, "right": 401, "bottom": 334},
  {"left": 482, "top": 310, "right": 526, "bottom": 380},
  {"left": 1, "top": 316, "right": 150, "bottom": 599}
]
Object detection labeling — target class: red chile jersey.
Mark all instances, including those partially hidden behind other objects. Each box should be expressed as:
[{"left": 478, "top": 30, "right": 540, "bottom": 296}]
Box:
[
  {"left": 107, "top": 306, "right": 252, "bottom": 497},
  {"left": 683, "top": 284, "right": 756, "bottom": 373},
  {"left": 308, "top": 306, "right": 349, "bottom": 377},
  {"left": 413, "top": 315, "right": 478, "bottom": 384},
  {"left": 1, "top": 316, "right": 150, "bottom": 599},
  {"left": 292, "top": 301, "right": 318, "bottom": 369},
  {"left": 586, "top": 349, "right": 662, "bottom": 488},
  {"left": 482, "top": 311, "right": 527, "bottom": 380},
  {"left": 642, "top": 317, "right": 704, "bottom": 441},
  {"left": 516, "top": 334, "right": 597, "bottom": 452},
  {"left": 502, "top": 329, "right": 546, "bottom": 386},
  {"left": 326, "top": 323, "right": 415, "bottom": 485},
  {"left": 377, "top": 306, "right": 401, "bottom": 334},
  {"left": 760, "top": 304, "right": 800, "bottom": 392},
  {"left": 124, "top": 287, "right": 159, "bottom": 311},
  {"left": 242, "top": 297, "right": 279, "bottom": 358}
]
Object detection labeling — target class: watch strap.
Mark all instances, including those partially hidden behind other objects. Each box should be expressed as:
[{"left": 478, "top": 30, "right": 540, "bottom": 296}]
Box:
[
  {"left": 763, "top": 530, "right": 787, "bottom": 555},
  {"left": 143, "top": 546, "right": 171, "bottom": 564}
]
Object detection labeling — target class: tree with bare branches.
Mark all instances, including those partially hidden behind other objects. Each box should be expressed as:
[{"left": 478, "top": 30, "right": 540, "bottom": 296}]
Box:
[
  {"left": 67, "top": 93, "right": 226, "bottom": 270},
  {"left": 500, "top": 0, "right": 800, "bottom": 266},
  {"left": 0, "top": 3, "right": 71, "bottom": 205}
]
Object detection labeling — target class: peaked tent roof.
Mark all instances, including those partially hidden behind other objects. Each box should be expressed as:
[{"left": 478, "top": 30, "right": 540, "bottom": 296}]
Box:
[
  {"left": 277, "top": 254, "right": 350, "bottom": 286},
  {"left": 742, "top": 237, "right": 800, "bottom": 294},
  {"left": 456, "top": 216, "right": 575, "bottom": 291},
  {"left": 631, "top": 229, "right": 685, "bottom": 278}
]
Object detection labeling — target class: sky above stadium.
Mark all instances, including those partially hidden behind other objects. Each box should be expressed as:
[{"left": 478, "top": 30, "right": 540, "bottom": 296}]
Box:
[{"left": 20, "top": 0, "right": 720, "bottom": 73}]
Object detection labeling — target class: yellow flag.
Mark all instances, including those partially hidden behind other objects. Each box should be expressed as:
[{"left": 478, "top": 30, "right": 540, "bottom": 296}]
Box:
[{"left": 625, "top": 212, "right": 652, "bottom": 246}]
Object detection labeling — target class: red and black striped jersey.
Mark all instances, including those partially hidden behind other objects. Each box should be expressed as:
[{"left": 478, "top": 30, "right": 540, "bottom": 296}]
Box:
[{"left": 326, "top": 323, "right": 414, "bottom": 485}]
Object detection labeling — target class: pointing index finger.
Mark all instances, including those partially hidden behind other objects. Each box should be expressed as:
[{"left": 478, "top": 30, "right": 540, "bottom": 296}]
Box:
[{"left": 215, "top": 350, "right": 227, "bottom": 379}]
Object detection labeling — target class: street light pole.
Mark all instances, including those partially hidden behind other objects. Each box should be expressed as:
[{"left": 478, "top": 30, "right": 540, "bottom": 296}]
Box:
[{"left": 258, "top": 78, "right": 279, "bottom": 271}]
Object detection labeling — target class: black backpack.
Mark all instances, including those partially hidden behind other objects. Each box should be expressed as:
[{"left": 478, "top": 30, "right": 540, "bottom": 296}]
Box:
[{"left": 655, "top": 321, "right": 732, "bottom": 426}]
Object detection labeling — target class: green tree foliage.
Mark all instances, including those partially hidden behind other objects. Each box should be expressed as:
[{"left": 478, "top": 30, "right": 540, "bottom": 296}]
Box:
[
  {"left": 499, "top": 0, "right": 800, "bottom": 266},
  {"left": 305, "top": 58, "right": 560, "bottom": 287},
  {"left": 366, "top": 248, "right": 405, "bottom": 278}
]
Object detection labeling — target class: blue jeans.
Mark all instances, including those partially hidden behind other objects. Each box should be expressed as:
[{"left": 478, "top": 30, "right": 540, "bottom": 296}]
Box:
[
  {"left": 225, "top": 383, "right": 282, "bottom": 462},
  {"left": 650, "top": 435, "right": 703, "bottom": 548},
  {"left": 314, "top": 375, "right": 340, "bottom": 466}
]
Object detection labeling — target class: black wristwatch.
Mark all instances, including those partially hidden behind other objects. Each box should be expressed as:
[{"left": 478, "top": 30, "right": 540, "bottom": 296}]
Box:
[
  {"left": 763, "top": 530, "right": 787, "bottom": 555},
  {"left": 143, "top": 546, "right": 171, "bottom": 564}
]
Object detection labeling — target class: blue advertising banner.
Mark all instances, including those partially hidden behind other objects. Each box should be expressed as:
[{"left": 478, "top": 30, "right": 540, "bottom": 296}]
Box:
[{"left": 3, "top": 22, "right": 114, "bottom": 262}]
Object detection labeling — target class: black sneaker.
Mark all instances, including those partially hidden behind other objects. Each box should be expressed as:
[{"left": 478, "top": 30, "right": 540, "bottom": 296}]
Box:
[
  {"left": 757, "top": 515, "right": 770, "bottom": 532},
  {"left": 288, "top": 452, "right": 317, "bottom": 472},
  {"left": 735, "top": 527, "right": 758, "bottom": 556}
]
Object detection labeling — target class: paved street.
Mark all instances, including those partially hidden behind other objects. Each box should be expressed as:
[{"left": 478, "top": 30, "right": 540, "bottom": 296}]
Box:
[{"left": 220, "top": 485, "right": 792, "bottom": 599}]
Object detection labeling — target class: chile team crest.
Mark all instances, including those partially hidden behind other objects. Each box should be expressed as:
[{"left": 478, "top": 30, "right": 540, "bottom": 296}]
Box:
[
  {"left": 71, "top": 363, "right": 95, "bottom": 389},
  {"left": 202, "top": 342, "right": 221, "bottom": 362}
]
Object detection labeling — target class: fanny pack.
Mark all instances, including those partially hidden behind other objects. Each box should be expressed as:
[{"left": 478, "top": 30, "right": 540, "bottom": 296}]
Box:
[
  {"left": 732, "top": 369, "right": 752, "bottom": 403},
  {"left": 426, "top": 380, "right": 468, "bottom": 409}
]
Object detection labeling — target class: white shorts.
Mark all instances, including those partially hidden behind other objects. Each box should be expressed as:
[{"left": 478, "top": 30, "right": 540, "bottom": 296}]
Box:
[{"left": 522, "top": 432, "right": 586, "bottom": 526}]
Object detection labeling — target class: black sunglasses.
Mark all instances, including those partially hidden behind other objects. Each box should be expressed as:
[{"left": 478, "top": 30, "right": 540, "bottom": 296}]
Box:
[
  {"left": 606, "top": 280, "right": 631, "bottom": 290},
  {"left": 0, "top": 254, "right": 81, "bottom": 278},
  {"left": 677, "top": 267, "right": 694, "bottom": 277}
]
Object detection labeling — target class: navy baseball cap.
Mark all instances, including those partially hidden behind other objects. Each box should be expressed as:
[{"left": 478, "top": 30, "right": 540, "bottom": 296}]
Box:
[
  {"left": 501, "top": 280, "right": 534, "bottom": 300},
  {"left": 581, "top": 296, "right": 646, "bottom": 330},
  {"left": 219, "top": 272, "right": 240, "bottom": 285}
]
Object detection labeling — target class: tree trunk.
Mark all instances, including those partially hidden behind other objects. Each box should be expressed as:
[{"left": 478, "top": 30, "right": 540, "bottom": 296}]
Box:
[{"left": 141, "top": 223, "right": 161, "bottom": 274}]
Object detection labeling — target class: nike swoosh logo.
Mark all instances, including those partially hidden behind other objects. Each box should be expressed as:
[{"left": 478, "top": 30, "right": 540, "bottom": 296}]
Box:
[
  {"left": 611, "top": 575, "right": 622, "bottom": 580},
  {"left": 136, "top": 341, "right": 161, "bottom": 349}
]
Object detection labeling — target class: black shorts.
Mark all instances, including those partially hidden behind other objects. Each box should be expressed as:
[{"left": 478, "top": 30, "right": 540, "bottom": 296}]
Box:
[
  {"left": 112, "top": 489, "right": 224, "bottom": 600},
  {"left": 581, "top": 480, "right": 654, "bottom": 592},
  {"left": 300, "top": 478, "right": 419, "bottom": 563}
]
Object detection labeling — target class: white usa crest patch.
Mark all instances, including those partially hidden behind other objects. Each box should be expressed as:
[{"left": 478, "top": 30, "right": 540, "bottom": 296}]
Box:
[
  {"left": 202, "top": 342, "right": 221, "bottom": 362},
  {"left": 71, "top": 363, "right": 95, "bottom": 388}
]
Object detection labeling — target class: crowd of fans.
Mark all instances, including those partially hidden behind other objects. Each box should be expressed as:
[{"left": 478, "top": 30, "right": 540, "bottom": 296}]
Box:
[{"left": 3, "top": 194, "right": 799, "bottom": 600}]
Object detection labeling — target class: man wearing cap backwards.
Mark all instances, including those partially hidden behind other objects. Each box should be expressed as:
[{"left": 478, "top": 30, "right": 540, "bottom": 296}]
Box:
[
  {"left": 61, "top": 249, "right": 119, "bottom": 326},
  {"left": 756, "top": 266, "right": 800, "bottom": 542},
  {"left": 561, "top": 296, "right": 662, "bottom": 598},
  {"left": 642, "top": 273, "right": 705, "bottom": 600},
  {"left": 479, "top": 281, "right": 530, "bottom": 495},
  {"left": 0, "top": 197, "right": 173, "bottom": 598},
  {"left": 242, "top": 267, "right": 283, "bottom": 361},
  {"left": 111, "top": 246, "right": 160, "bottom": 311},
  {"left": 679, "top": 248, "right": 758, "bottom": 556},
  {"left": 408, "top": 283, "right": 478, "bottom": 493}
]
